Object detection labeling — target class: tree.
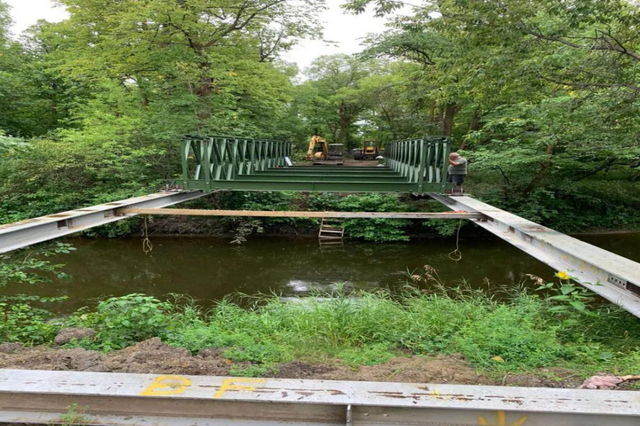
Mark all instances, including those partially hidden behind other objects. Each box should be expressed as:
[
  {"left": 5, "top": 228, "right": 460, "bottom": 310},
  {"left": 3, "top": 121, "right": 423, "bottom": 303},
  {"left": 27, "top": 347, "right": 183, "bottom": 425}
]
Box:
[{"left": 300, "top": 54, "right": 372, "bottom": 146}]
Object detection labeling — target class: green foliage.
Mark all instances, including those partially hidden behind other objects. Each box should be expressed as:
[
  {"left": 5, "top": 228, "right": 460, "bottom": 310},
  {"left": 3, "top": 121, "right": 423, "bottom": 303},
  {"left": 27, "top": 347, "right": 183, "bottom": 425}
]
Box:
[
  {"left": 70, "top": 294, "right": 171, "bottom": 350},
  {"left": 5, "top": 274, "right": 640, "bottom": 377},
  {"left": 455, "top": 304, "right": 563, "bottom": 370},
  {"left": 337, "top": 194, "right": 411, "bottom": 241},
  {"left": 0, "top": 243, "right": 75, "bottom": 288},
  {"left": 0, "top": 301, "right": 57, "bottom": 344},
  {"left": 338, "top": 343, "right": 395, "bottom": 367}
]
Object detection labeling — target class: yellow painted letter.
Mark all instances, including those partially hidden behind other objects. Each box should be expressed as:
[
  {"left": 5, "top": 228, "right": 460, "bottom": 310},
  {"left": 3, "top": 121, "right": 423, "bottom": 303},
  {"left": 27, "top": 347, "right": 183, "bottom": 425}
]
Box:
[
  {"left": 214, "top": 378, "right": 266, "bottom": 398},
  {"left": 140, "top": 375, "right": 192, "bottom": 396}
]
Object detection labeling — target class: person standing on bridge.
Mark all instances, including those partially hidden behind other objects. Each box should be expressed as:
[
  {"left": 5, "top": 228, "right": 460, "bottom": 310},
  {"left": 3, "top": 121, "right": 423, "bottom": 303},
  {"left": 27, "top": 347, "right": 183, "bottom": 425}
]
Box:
[{"left": 447, "top": 152, "right": 468, "bottom": 195}]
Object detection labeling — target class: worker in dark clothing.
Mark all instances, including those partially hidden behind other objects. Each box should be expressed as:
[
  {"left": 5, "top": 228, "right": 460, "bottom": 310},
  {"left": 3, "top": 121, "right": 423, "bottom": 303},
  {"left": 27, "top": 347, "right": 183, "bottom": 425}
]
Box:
[{"left": 447, "top": 152, "right": 467, "bottom": 195}]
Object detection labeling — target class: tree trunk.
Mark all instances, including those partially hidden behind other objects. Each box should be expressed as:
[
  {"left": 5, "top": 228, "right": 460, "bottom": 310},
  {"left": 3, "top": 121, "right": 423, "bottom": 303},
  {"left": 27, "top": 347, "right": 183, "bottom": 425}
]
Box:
[
  {"left": 337, "top": 101, "right": 349, "bottom": 144},
  {"left": 441, "top": 103, "right": 460, "bottom": 137},
  {"left": 458, "top": 109, "right": 480, "bottom": 150},
  {"left": 524, "top": 143, "right": 555, "bottom": 195},
  {"left": 428, "top": 102, "right": 436, "bottom": 123},
  {"left": 468, "top": 108, "right": 481, "bottom": 132}
]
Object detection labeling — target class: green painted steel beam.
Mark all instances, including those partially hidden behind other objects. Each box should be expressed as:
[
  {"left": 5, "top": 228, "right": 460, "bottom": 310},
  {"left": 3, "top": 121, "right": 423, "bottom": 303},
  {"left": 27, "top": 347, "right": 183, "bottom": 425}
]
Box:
[
  {"left": 262, "top": 168, "right": 396, "bottom": 174},
  {"left": 181, "top": 179, "right": 437, "bottom": 193},
  {"left": 235, "top": 175, "right": 409, "bottom": 182}
]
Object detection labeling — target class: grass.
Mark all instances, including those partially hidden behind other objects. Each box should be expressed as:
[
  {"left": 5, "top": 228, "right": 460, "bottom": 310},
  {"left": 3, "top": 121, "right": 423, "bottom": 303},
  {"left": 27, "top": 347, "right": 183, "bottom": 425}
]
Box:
[{"left": 4, "top": 269, "right": 640, "bottom": 379}]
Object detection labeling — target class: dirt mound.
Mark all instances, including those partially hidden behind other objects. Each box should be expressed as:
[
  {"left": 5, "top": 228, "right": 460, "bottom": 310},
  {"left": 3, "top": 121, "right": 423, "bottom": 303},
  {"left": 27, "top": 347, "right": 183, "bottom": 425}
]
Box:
[
  {"left": 0, "top": 340, "right": 588, "bottom": 389},
  {"left": 54, "top": 328, "right": 96, "bottom": 346},
  {"left": 318, "top": 354, "right": 490, "bottom": 385},
  {"left": 104, "top": 338, "right": 232, "bottom": 375},
  {"left": 501, "top": 367, "right": 584, "bottom": 388},
  {"left": 0, "top": 347, "right": 104, "bottom": 371},
  {"left": 0, "top": 343, "right": 23, "bottom": 354},
  {"left": 275, "top": 362, "right": 335, "bottom": 379}
]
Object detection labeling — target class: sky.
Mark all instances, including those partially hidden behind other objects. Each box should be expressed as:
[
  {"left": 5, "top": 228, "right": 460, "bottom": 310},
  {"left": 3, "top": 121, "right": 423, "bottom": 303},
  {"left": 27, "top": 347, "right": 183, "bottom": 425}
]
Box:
[{"left": 5, "top": 0, "right": 396, "bottom": 71}]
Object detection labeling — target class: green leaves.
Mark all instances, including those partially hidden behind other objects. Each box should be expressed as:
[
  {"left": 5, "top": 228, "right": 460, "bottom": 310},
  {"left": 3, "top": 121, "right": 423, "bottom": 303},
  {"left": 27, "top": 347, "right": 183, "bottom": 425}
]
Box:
[
  {"left": 0, "top": 243, "right": 75, "bottom": 288},
  {"left": 75, "top": 294, "right": 172, "bottom": 350}
]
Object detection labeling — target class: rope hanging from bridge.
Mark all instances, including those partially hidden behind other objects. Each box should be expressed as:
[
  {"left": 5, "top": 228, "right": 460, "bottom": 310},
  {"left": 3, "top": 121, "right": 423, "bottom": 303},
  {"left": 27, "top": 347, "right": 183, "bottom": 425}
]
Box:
[
  {"left": 448, "top": 219, "right": 463, "bottom": 262},
  {"left": 142, "top": 215, "right": 153, "bottom": 255}
]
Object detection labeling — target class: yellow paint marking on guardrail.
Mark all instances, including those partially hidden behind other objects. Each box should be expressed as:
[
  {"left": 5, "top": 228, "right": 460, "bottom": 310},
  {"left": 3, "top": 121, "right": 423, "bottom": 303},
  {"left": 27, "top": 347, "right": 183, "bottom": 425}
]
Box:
[
  {"left": 214, "top": 378, "right": 266, "bottom": 398},
  {"left": 478, "top": 411, "right": 527, "bottom": 426},
  {"left": 140, "top": 375, "right": 192, "bottom": 396}
]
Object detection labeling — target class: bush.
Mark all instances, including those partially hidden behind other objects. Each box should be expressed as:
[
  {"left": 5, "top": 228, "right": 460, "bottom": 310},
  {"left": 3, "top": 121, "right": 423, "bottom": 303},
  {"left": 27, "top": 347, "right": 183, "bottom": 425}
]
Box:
[
  {"left": 71, "top": 294, "right": 171, "bottom": 350},
  {"left": 0, "top": 302, "right": 57, "bottom": 345}
]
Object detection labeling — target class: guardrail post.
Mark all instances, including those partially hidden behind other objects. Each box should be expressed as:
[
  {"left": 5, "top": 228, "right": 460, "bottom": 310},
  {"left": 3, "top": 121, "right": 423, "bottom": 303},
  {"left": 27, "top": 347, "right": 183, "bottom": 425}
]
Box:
[
  {"left": 441, "top": 138, "right": 450, "bottom": 193},
  {"left": 417, "top": 139, "right": 427, "bottom": 192},
  {"left": 180, "top": 138, "right": 190, "bottom": 187}
]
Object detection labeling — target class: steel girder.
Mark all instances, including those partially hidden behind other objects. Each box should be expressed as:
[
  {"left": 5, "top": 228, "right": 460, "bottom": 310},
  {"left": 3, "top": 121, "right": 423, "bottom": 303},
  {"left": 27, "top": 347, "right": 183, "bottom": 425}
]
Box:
[
  {"left": 432, "top": 194, "right": 640, "bottom": 319},
  {"left": 1, "top": 369, "right": 638, "bottom": 426},
  {"left": 0, "top": 191, "right": 206, "bottom": 255}
]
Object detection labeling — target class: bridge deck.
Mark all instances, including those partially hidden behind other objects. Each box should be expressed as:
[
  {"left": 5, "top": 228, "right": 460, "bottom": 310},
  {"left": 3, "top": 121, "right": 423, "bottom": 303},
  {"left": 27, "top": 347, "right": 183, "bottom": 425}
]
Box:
[{"left": 181, "top": 166, "right": 450, "bottom": 192}]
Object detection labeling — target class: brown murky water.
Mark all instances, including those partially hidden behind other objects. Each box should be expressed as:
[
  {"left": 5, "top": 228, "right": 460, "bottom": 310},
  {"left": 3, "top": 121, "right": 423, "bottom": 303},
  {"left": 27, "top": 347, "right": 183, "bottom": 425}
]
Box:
[{"left": 4, "top": 232, "right": 639, "bottom": 313}]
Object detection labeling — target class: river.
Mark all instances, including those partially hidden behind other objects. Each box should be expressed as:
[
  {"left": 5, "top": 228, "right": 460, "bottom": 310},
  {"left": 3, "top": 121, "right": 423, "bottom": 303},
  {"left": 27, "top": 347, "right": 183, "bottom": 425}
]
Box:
[{"left": 4, "top": 232, "right": 640, "bottom": 313}]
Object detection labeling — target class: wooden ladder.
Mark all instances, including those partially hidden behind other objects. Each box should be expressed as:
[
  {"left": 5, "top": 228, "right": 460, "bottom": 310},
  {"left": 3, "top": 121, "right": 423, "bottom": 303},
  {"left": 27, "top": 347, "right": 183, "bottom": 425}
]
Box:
[{"left": 318, "top": 217, "right": 345, "bottom": 241}]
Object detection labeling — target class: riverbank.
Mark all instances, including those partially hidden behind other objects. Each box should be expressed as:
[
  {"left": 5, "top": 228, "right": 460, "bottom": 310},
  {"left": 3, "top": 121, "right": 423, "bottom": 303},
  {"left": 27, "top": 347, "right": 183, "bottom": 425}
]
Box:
[
  {"left": 0, "top": 338, "right": 586, "bottom": 389},
  {"left": 3, "top": 280, "right": 640, "bottom": 388}
]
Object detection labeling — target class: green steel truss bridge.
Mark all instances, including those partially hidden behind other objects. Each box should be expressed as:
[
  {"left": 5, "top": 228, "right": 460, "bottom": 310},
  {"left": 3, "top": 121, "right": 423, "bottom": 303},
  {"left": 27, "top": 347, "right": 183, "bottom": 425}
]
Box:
[
  {"left": 1, "top": 133, "right": 640, "bottom": 424},
  {"left": 1, "top": 133, "right": 639, "bottom": 318},
  {"left": 179, "top": 135, "right": 452, "bottom": 193}
]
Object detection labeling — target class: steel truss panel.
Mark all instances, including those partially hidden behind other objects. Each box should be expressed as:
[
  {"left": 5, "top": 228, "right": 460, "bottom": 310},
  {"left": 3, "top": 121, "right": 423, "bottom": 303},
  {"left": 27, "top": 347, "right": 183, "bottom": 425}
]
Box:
[
  {"left": 0, "top": 191, "right": 205, "bottom": 255},
  {"left": 0, "top": 369, "right": 638, "bottom": 426},
  {"left": 432, "top": 194, "right": 640, "bottom": 318}
]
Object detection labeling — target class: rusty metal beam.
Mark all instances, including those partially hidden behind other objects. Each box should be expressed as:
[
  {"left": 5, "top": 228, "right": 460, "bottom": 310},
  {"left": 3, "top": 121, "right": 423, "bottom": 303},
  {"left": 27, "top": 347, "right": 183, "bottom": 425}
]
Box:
[
  {"left": 0, "top": 369, "right": 638, "bottom": 425},
  {"left": 117, "top": 208, "right": 483, "bottom": 220},
  {"left": 431, "top": 194, "right": 640, "bottom": 318}
]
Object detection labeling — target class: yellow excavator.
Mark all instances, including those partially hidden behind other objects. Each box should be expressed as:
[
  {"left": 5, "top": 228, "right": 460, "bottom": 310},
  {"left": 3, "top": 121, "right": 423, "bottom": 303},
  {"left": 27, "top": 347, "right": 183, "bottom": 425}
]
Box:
[
  {"left": 353, "top": 141, "right": 382, "bottom": 160},
  {"left": 306, "top": 135, "right": 344, "bottom": 165}
]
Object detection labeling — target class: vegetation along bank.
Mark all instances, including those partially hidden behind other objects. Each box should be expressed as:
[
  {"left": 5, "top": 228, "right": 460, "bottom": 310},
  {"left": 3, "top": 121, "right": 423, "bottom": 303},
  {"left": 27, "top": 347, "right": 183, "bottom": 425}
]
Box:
[{"left": 2, "top": 263, "right": 640, "bottom": 388}]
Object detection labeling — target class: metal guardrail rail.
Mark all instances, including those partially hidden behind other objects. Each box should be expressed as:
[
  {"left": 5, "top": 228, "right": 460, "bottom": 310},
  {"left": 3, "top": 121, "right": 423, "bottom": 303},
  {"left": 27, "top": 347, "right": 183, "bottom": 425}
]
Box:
[
  {"left": 0, "top": 370, "right": 638, "bottom": 425},
  {"left": 0, "top": 190, "right": 205, "bottom": 254},
  {"left": 385, "top": 136, "right": 451, "bottom": 193},
  {"left": 432, "top": 194, "right": 640, "bottom": 319},
  {"left": 180, "top": 136, "right": 292, "bottom": 191}
]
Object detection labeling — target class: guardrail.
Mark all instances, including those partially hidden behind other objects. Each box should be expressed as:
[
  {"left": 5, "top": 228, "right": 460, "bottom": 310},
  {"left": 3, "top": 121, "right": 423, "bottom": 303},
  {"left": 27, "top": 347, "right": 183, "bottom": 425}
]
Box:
[
  {"left": 180, "top": 135, "right": 291, "bottom": 190},
  {"left": 385, "top": 136, "right": 451, "bottom": 193},
  {"left": 0, "top": 369, "right": 637, "bottom": 425}
]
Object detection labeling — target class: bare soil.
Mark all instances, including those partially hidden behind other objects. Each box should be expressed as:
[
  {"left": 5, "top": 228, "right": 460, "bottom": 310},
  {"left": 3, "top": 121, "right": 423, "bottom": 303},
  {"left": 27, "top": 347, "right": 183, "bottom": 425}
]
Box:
[{"left": 0, "top": 339, "right": 585, "bottom": 388}]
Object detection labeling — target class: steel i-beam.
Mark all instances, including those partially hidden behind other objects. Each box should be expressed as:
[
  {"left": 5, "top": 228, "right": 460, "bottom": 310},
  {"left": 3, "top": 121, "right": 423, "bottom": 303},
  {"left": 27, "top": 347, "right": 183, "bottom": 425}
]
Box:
[
  {"left": 0, "top": 190, "right": 205, "bottom": 255},
  {"left": 0, "top": 369, "right": 638, "bottom": 426},
  {"left": 431, "top": 194, "right": 640, "bottom": 318}
]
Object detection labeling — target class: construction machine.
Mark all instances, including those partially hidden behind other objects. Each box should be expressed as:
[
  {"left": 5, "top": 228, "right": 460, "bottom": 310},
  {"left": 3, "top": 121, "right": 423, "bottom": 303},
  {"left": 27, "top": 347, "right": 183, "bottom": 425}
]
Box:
[
  {"left": 353, "top": 141, "right": 382, "bottom": 160},
  {"left": 305, "top": 135, "right": 344, "bottom": 165}
]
